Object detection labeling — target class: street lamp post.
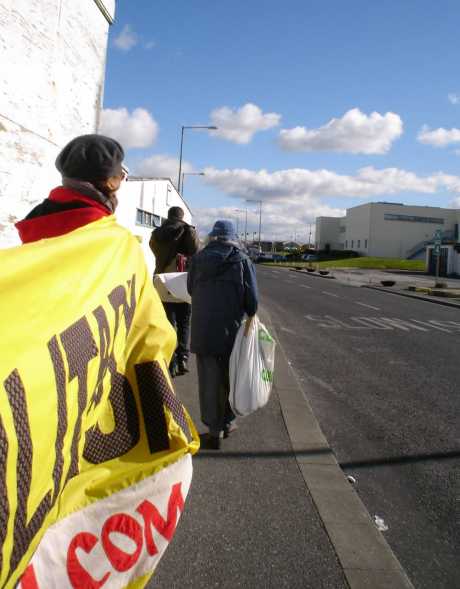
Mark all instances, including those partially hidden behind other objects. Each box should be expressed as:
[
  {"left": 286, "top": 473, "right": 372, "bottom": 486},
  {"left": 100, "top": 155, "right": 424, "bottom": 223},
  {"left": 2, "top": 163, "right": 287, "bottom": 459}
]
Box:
[
  {"left": 177, "top": 125, "right": 217, "bottom": 193},
  {"left": 234, "top": 209, "right": 246, "bottom": 239},
  {"left": 181, "top": 172, "right": 205, "bottom": 197},
  {"left": 246, "top": 199, "right": 262, "bottom": 250}
]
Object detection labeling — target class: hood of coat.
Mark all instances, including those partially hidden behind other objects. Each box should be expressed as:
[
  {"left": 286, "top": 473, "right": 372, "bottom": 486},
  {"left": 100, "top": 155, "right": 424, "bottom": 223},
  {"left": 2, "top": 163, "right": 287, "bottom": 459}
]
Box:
[
  {"left": 195, "top": 240, "right": 246, "bottom": 280},
  {"left": 15, "top": 187, "right": 111, "bottom": 244},
  {"left": 153, "top": 219, "right": 187, "bottom": 243}
]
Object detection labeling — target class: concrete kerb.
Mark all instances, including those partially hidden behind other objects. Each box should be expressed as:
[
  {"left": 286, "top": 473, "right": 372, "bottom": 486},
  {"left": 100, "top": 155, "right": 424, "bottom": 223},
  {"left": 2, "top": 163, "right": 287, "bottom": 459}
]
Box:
[
  {"left": 259, "top": 305, "right": 415, "bottom": 589},
  {"left": 291, "top": 268, "right": 335, "bottom": 279},
  {"left": 363, "top": 285, "right": 460, "bottom": 309}
]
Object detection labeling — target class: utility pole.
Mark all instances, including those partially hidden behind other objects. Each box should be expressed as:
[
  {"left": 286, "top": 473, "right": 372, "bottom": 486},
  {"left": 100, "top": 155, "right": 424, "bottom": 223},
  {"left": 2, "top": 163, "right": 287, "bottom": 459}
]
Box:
[
  {"left": 258, "top": 201, "right": 262, "bottom": 250},
  {"left": 246, "top": 199, "right": 263, "bottom": 251},
  {"left": 244, "top": 208, "right": 248, "bottom": 246}
]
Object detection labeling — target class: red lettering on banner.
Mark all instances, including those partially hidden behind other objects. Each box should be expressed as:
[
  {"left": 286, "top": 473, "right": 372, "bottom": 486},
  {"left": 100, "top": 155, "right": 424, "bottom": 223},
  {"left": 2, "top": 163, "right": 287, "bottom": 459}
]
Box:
[
  {"left": 101, "top": 514, "right": 143, "bottom": 573},
  {"left": 136, "top": 483, "right": 185, "bottom": 555},
  {"left": 56, "top": 482, "right": 186, "bottom": 586},
  {"left": 67, "top": 532, "right": 110, "bottom": 589},
  {"left": 19, "top": 564, "right": 40, "bottom": 589}
]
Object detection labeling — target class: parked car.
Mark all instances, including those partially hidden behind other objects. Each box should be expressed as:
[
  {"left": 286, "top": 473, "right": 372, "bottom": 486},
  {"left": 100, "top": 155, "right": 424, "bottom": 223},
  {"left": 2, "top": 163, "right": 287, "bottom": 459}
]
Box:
[
  {"left": 256, "top": 253, "right": 274, "bottom": 263},
  {"left": 302, "top": 253, "right": 318, "bottom": 262}
]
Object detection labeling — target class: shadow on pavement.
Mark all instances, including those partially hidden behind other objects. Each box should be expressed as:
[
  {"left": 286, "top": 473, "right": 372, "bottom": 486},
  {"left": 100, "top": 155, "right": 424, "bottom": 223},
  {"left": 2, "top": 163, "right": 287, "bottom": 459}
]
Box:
[{"left": 340, "top": 448, "right": 460, "bottom": 469}]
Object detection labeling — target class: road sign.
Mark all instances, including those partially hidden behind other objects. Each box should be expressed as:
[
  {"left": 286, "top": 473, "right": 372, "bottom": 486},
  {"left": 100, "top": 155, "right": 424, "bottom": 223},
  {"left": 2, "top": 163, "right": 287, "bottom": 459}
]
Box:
[
  {"left": 433, "top": 244, "right": 441, "bottom": 256},
  {"left": 434, "top": 229, "right": 442, "bottom": 245}
]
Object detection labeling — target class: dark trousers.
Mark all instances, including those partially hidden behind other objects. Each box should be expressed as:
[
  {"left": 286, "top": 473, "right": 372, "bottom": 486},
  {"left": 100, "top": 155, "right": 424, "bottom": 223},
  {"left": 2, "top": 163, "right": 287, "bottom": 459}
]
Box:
[
  {"left": 164, "top": 302, "right": 191, "bottom": 366},
  {"left": 196, "top": 354, "right": 235, "bottom": 436}
]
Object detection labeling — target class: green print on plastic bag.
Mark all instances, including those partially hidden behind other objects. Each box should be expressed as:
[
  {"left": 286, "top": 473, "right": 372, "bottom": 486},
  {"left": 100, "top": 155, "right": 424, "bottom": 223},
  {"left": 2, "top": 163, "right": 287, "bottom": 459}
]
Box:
[
  {"left": 261, "top": 368, "right": 273, "bottom": 382},
  {"left": 259, "top": 329, "right": 274, "bottom": 343}
]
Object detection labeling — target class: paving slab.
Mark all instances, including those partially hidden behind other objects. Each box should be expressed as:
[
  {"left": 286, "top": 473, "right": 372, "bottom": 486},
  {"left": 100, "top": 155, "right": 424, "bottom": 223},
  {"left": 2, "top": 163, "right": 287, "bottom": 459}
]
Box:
[
  {"left": 150, "top": 346, "right": 348, "bottom": 588},
  {"left": 148, "top": 303, "right": 415, "bottom": 589}
]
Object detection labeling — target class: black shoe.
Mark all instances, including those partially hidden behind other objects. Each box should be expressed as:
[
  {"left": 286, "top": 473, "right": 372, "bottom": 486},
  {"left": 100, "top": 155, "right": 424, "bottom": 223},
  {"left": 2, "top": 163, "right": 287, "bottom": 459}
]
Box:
[
  {"left": 169, "top": 363, "right": 178, "bottom": 378},
  {"left": 223, "top": 422, "right": 238, "bottom": 438},
  {"left": 199, "top": 433, "right": 221, "bottom": 450},
  {"left": 177, "top": 359, "right": 189, "bottom": 375}
]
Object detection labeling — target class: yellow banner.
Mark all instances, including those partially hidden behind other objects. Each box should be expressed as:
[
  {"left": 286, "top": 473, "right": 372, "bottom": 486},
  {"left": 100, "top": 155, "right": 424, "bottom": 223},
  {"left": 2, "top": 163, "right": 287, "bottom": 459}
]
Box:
[{"left": 0, "top": 217, "right": 198, "bottom": 588}]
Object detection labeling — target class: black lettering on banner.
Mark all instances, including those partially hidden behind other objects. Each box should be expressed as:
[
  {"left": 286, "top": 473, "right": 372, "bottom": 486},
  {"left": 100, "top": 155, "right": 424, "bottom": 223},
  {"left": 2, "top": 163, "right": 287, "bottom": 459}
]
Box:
[
  {"left": 83, "top": 306, "right": 140, "bottom": 464},
  {"left": 0, "top": 415, "right": 9, "bottom": 573},
  {"left": 4, "top": 371, "right": 51, "bottom": 577},
  {"left": 91, "top": 305, "right": 113, "bottom": 408},
  {"left": 60, "top": 318, "right": 98, "bottom": 482},
  {"left": 108, "top": 275, "right": 136, "bottom": 337},
  {"left": 47, "top": 337, "right": 68, "bottom": 503},
  {"left": 135, "top": 361, "right": 191, "bottom": 454}
]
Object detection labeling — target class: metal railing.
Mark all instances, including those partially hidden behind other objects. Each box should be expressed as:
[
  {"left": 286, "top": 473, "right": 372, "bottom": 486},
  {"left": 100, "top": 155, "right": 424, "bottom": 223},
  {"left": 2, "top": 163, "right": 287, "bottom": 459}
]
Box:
[{"left": 406, "top": 230, "right": 455, "bottom": 259}]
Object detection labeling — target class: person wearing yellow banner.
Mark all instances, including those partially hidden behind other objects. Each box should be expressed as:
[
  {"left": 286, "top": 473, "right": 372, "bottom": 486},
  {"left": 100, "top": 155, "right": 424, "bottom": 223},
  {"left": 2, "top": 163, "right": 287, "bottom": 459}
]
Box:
[{"left": 0, "top": 135, "right": 198, "bottom": 589}]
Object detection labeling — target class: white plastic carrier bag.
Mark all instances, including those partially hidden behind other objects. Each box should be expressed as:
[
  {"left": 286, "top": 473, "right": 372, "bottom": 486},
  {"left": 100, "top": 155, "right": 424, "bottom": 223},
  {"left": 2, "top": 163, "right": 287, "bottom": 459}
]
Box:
[{"left": 229, "top": 315, "right": 276, "bottom": 416}]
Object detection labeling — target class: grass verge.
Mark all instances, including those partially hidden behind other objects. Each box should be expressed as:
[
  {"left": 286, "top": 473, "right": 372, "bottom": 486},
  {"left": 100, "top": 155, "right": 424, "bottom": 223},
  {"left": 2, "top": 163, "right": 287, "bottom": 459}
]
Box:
[{"left": 262, "top": 257, "right": 426, "bottom": 271}]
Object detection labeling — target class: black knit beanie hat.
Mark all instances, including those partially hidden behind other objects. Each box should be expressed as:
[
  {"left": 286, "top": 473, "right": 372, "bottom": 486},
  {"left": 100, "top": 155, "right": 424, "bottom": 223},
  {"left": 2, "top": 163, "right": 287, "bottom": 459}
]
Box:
[{"left": 55, "top": 134, "right": 125, "bottom": 181}]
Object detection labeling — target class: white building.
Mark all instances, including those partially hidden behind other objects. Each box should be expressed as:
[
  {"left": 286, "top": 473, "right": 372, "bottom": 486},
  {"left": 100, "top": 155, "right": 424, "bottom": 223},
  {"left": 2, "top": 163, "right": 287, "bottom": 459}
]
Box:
[
  {"left": 116, "top": 178, "right": 193, "bottom": 275},
  {"left": 0, "top": 0, "right": 115, "bottom": 247},
  {"left": 316, "top": 202, "right": 460, "bottom": 262}
]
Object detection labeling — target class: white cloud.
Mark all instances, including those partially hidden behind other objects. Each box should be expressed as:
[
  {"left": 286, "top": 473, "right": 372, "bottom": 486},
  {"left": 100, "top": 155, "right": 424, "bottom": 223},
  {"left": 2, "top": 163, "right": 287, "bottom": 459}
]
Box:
[
  {"left": 448, "top": 196, "right": 460, "bottom": 208},
  {"left": 113, "top": 25, "right": 138, "bottom": 51},
  {"left": 203, "top": 165, "right": 460, "bottom": 202},
  {"left": 279, "top": 108, "right": 403, "bottom": 154},
  {"left": 135, "top": 154, "right": 193, "bottom": 182},
  {"left": 145, "top": 40, "right": 156, "bottom": 50},
  {"left": 418, "top": 125, "right": 460, "bottom": 148},
  {"left": 448, "top": 93, "right": 460, "bottom": 105},
  {"left": 192, "top": 200, "right": 343, "bottom": 241},
  {"left": 99, "top": 108, "right": 158, "bottom": 149},
  {"left": 209, "top": 103, "right": 281, "bottom": 144}
]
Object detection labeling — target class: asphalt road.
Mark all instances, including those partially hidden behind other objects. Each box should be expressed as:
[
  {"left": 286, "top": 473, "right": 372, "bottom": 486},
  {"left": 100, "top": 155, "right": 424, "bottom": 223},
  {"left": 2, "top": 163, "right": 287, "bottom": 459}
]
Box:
[{"left": 257, "top": 265, "right": 460, "bottom": 589}]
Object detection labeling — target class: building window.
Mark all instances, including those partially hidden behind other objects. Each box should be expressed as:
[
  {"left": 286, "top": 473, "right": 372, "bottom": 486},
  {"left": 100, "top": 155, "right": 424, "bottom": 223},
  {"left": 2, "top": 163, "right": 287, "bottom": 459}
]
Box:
[
  {"left": 340, "top": 226, "right": 346, "bottom": 233},
  {"left": 351, "top": 240, "right": 354, "bottom": 248},
  {"left": 357, "top": 239, "right": 361, "bottom": 248},
  {"left": 455, "top": 224, "right": 459, "bottom": 240},
  {"left": 384, "top": 213, "right": 444, "bottom": 224},
  {"left": 136, "top": 209, "right": 162, "bottom": 228},
  {"left": 365, "top": 239, "right": 368, "bottom": 249},
  {"left": 345, "top": 240, "right": 348, "bottom": 249}
]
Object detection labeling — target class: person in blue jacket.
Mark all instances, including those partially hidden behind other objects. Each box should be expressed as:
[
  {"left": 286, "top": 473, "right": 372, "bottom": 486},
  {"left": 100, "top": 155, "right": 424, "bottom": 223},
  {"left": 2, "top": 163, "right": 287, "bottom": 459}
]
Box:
[{"left": 187, "top": 220, "right": 258, "bottom": 449}]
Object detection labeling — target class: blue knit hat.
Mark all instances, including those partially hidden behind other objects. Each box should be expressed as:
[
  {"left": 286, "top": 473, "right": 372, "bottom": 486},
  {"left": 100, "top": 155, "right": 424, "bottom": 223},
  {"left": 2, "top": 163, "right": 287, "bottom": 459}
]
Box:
[{"left": 209, "top": 220, "right": 237, "bottom": 240}]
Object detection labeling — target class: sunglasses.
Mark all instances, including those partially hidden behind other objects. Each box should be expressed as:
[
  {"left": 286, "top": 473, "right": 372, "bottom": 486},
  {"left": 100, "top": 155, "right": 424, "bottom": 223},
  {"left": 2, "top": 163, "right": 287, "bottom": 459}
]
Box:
[{"left": 121, "top": 166, "right": 129, "bottom": 181}]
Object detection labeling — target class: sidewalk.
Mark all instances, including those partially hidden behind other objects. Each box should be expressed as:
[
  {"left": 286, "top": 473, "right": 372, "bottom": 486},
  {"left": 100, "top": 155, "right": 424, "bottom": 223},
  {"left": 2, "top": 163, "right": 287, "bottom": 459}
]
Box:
[{"left": 149, "top": 308, "right": 414, "bottom": 589}]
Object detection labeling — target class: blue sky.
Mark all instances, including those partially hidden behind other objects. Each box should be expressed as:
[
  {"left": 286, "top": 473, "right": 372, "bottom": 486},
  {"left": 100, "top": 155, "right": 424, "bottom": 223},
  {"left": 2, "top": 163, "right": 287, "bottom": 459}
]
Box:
[{"left": 102, "top": 0, "right": 460, "bottom": 240}]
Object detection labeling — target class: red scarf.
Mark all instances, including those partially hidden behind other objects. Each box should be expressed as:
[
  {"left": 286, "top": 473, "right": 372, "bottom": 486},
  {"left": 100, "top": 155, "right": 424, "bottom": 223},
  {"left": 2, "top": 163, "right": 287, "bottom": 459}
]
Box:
[{"left": 16, "top": 187, "right": 111, "bottom": 244}]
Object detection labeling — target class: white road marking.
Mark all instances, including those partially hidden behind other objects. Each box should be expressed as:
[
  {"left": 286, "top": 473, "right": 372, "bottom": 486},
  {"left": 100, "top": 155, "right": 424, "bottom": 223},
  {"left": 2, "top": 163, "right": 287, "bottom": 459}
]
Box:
[
  {"left": 280, "top": 326, "right": 297, "bottom": 334},
  {"left": 411, "top": 320, "right": 451, "bottom": 333},
  {"left": 322, "top": 291, "right": 339, "bottom": 298},
  {"left": 304, "top": 314, "right": 456, "bottom": 334},
  {"left": 325, "top": 315, "right": 370, "bottom": 329},
  {"left": 356, "top": 302, "right": 380, "bottom": 311}
]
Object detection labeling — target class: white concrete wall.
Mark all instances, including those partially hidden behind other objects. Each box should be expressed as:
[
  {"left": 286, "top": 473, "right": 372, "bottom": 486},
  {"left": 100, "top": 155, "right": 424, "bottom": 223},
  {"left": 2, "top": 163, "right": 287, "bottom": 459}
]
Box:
[
  {"left": 116, "top": 178, "right": 193, "bottom": 275},
  {"left": 315, "top": 217, "right": 343, "bottom": 250},
  {"left": 453, "top": 251, "right": 460, "bottom": 276},
  {"left": 345, "top": 204, "right": 371, "bottom": 253},
  {"left": 316, "top": 203, "right": 460, "bottom": 259},
  {"left": 0, "top": 0, "right": 115, "bottom": 247},
  {"left": 369, "top": 204, "right": 454, "bottom": 258}
]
